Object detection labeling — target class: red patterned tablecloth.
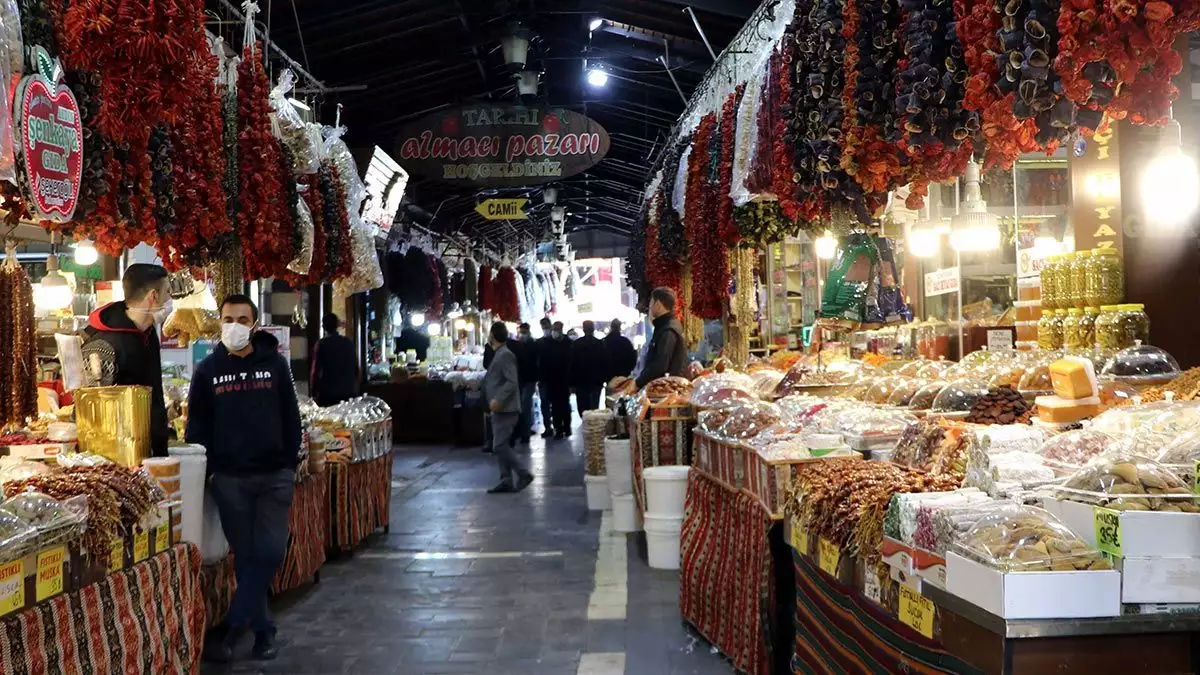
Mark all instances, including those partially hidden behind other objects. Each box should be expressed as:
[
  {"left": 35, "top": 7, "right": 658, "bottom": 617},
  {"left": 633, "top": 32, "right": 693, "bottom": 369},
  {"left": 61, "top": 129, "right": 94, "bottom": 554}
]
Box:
[
  {"left": 327, "top": 453, "right": 393, "bottom": 553},
  {"left": 272, "top": 470, "right": 329, "bottom": 593},
  {"left": 680, "top": 468, "right": 777, "bottom": 675},
  {"left": 200, "top": 555, "right": 235, "bottom": 629},
  {"left": 0, "top": 544, "right": 205, "bottom": 675}
]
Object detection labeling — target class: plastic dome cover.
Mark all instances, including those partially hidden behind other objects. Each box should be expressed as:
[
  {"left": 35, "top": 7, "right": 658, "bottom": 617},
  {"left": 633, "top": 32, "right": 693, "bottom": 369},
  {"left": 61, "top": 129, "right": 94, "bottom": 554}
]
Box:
[
  {"left": 961, "top": 349, "right": 995, "bottom": 365},
  {"left": 716, "top": 400, "right": 790, "bottom": 440},
  {"left": 1017, "top": 363, "right": 1054, "bottom": 395},
  {"left": 843, "top": 377, "right": 879, "bottom": 401},
  {"left": 908, "top": 380, "right": 949, "bottom": 410},
  {"left": 930, "top": 379, "right": 990, "bottom": 413},
  {"left": 1058, "top": 452, "right": 1198, "bottom": 511},
  {"left": 1037, "top": 429, "right": 1119, "bottom": 469},
  {"left": 954, "top": 504, "right": 1110, "bottom": 571},
  {"left": 915, "top": 360, "right": 953, "bottom": 380},
  {"left": 749, "top": 369, "right": 786, "bottom": 399},
  {"left": 1100, "top": 344, "right": 1181, "bottom": 385},
  {"left": 689, "top": 372, "right": 758, "bottom": 407},
  {"left": 895, "top": 360, "right": 927, "bottom": 378},
  {"left": 886, "top": 379, "right": 927, "bottom": 407},
  {"left": 864, "top": 377, "right": 910, "bottom": 405},
  {"left": 827, "top": 407, "right": 915, "bottom": 438},
  {"left": 1090, "top": 401, "right": 1199, "bottom": 435},
  {"left": 1155, "top": 429, "right": 1200, "bottom": 466}
]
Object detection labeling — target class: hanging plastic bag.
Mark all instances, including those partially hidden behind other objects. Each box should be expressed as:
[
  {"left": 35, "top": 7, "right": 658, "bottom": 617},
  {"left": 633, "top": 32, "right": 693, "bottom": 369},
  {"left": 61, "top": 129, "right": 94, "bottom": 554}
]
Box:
[
  {"left": 323, "top": 125, "right": 367, "bottom": 217},
  {"left": 268, "top": 69, "right": 320, "bottom": 174},
  {"left": 332, "top": 217, "right": 384, "bottom": 296},
  {"left": 287, "top": 188, "right": 315, "bottom": 274},
  {"left": 201, "top": 490, "right": 230, "bottom": 562},
  {"left": 0, "top": 1, "right": 19, "bottom": 186},
  {"left": 0, "top": 0, "right": 22, "bottom": 76},
  {"left": 818, "top": 232, "right": 880, "bottom": 328}
]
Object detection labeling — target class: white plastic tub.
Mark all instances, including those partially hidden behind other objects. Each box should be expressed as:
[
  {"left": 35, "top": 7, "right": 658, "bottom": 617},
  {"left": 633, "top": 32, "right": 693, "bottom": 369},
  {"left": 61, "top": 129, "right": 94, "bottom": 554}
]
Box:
[
  {"left": 612, "top": 493, "right": 642, "bottom": 533},
  {"left": 642, "top": 465, "right": 690, "bottom": 517},
  {"left": 585, "top": 474, "right": 611, "bottom": 511},
  {"left": 604, "top": 437, "right": 634, "bottom": 497},
  {"left": 644, "top": 512, "right": 684, "bottom": 570}
]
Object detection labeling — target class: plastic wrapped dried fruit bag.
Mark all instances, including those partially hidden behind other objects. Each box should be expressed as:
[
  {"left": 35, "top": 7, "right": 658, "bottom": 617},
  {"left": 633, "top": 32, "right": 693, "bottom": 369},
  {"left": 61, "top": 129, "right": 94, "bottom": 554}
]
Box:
[
  {"left": 1057, "top": 453, "right": 1197, "bottom": 511},
  {"left": 641, "top": 376, "right": 692, "bottom": 402},
  {"left": 0, "top": 508, "right": 35, "bottom": 561},
  {"left": 749, "top": 369, "right": 785, "bottom": 399},
  {"left": 2, "top": 490, "right": 87, "bottom": 548},
  {"left": 954, "top": 504, "right": 1111, "bottom": 571},
  {"left": 716, "top": 400, "right": 789, "bottom": 440},
  {"left": 689, "top": 372, "right": 757, "bottom": 408},
  {"left": 1038, "top": 429, "right": 1119, "bottom": 471},
  {"left": 697, "top": 406, "right": 739, "bottom": 439}
]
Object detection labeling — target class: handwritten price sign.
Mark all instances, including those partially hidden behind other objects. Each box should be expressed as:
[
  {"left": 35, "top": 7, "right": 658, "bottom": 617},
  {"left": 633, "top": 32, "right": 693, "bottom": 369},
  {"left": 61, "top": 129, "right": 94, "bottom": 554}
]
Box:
[
  {"left": 0, "top": 559, "right": 23, "bottom": 616},
  {"left": 899, "top": 585, "right": 935, "bottom": 639},
  {"left": 789, "top": 518, "right": 809, "bottom": 555},
  {"left": 1093, "top": 507, "right": 1123, "bottom": 557},
  {"left": 36, "top": 546, "right": 64, "bottom": 601},
  {"left": 818, "top": 538, "right": 841, "bottom": 577}
]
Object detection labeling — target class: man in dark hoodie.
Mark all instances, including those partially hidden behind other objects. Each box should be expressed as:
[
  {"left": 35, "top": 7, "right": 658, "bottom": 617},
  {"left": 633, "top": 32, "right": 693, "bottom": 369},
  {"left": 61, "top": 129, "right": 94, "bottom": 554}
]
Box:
[
  {"left": 187, "top": 295, "right": 302, "bottom": 663},
  {"left": 310, "top": 313, "right": 358, "bottom": 407},
  {"left": 540, "top": 321, "right": 574, "bottom": 438},
  {"left": 81, "top": 263, "right": 171, "bottom": 456},
  {"left": 635, "top": 287, "right": 689, "bottom": 388},
  {"left": 603, "top": 319, "right": 637, "bottom": 382},
  {"left": 570, "top": 320, "right": 609, "bottom": 414}
]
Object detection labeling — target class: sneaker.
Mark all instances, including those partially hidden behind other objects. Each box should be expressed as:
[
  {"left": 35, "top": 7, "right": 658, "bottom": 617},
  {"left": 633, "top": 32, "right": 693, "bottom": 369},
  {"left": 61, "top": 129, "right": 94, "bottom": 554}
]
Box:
[
  {"left": 515, "top": 473, "right": 534, "bottom": 492},
  {"left": 487, "top": 483, "right": 516, "bottom": 494},
  {"left": 541, "top": 430, "right": 555, "bottom": 439},
  {"left": 251, "top": 631, "right": 278, "bottom": 661}
]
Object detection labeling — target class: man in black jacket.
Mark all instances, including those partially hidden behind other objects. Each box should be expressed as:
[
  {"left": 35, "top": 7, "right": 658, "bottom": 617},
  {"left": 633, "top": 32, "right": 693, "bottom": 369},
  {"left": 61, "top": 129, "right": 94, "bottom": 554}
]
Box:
[
  {"left": 534, "top": 317, "right": 555, "bottom": 438},
  {"left": 539, "top": 321, "right": 574, "bottom": 438},
  {"left": 310, "top": 313, "right": 359, "bottom": 407},
  {"left": 603, "top": 319, "right": 637, "bottom": 382},
  {"left": 570, "top": 320, "right": 609, "bottom": 414},
  {"left": 188, "top": 295, "right": 302, "bottom": 663},
  {"left": 513, "top": 323, "right": 538, "bottom": 442},
  {"left": 82, "top": 263, "right": 171, "bottom": 456},
  {"left": 635, "top": 287, "right": 689, "bottom": 388}
]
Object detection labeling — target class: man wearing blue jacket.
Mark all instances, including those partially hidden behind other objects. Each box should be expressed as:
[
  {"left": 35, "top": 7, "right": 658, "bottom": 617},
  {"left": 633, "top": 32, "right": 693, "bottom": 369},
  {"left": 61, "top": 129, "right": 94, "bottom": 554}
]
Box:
[{"left": 187, "top": 295, "right": 302, "bottom": 663}]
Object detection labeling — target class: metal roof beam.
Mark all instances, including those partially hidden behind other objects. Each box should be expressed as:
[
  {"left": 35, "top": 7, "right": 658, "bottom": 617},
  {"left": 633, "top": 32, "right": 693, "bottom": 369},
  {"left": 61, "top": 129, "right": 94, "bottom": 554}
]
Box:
[{"left": 644, "top": 0, "right": 759, "bottom": 20}]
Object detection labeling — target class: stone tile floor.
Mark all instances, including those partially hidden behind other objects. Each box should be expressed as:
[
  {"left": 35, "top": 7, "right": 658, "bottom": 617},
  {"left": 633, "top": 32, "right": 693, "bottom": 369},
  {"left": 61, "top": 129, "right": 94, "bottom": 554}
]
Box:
[{"left": 202, "top": 425, "right": 734, "bottom": 675}]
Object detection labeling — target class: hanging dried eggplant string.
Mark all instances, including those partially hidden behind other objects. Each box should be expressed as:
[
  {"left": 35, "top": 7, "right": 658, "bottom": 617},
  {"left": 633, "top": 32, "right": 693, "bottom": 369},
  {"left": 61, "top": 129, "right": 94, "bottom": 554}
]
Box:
[
  {"left": 149, "top": 125, "right": 176, "bottom": 245},
  {"left": 1, "top": 242, "right": 36, "bottom": 428}
]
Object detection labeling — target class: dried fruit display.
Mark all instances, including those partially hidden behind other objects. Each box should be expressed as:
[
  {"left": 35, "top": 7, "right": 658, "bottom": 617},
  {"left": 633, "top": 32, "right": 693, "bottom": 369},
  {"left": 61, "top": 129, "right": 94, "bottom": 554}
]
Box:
[
  {"left": 964, "top": 386, "right": 1034, "bottom": 424},
  {"left": 956, "top": 505, "right": 1110, "bottom": 571},
  {"left": 1059, "top": 454, "right": 1198, "bottom": 512},
  {"left": 0, "top": 251, "right": 36, "bottom": 427}
]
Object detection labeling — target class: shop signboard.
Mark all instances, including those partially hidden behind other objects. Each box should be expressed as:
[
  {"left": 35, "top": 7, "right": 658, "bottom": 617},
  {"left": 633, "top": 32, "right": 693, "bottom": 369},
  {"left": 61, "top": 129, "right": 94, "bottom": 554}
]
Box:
[
  {"left": 396, "top": 105, "right": 610, "bottom": 187},
  {"left": 15, "top": 47, "right": 83, "bottom": 222},
  {"left": 924, "top": 267, "right": 959, "bottom": 297},
  {"left": 360, "top": 146, "right": 407, "bottom": 235},
  {"left": 474, "top": 198, "right": 528, "bottom": 220},
  {"left": 1069, "top": 125, "right": 1123, "bottom": 258}
]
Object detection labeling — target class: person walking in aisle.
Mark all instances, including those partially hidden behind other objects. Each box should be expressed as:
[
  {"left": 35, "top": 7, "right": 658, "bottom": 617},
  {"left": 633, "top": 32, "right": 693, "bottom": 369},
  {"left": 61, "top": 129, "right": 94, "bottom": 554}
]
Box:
[
  {"left": 310, "top": 313, "right": 359, "bottom": 407},
  {"left": 534, "top": 317, "right": 555, "bottom": 439},
  {"left": 635, "top": 287, "right": 689, "bottom": 387},
  {"left": 540, "top": 321, "right": 574, "bottom": 438},
  {"left": 570, "top": 320, "right": 609, "bottom": 414},
  {"left": 603, "top": 319, "right": 637, "bottom": 382},
  {"left": 188, "top": 295, "right": 302, "bottom": 663},
  {"left": 483, "top": 321, "right": 533, "bottom": 494},
  {"left": 514, "top": 323, "right": 538, "bottom": 443},
  {"left": 81, "top": 263, "right": 172, "bottom": 456}
]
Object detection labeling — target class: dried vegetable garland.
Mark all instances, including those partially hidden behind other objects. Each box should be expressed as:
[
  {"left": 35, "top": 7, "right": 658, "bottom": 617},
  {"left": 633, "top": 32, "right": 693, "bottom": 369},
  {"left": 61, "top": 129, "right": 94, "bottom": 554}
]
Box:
[
  {"left": 683, "top": 113, "right": 728, "bottom": 320},
  {"left": 237, "top": 45, "right": 293, "bottom": 280},
  {"left": 715, "top": 88, "right": 742, "bottom": 246},
  {"left": 770, "top": 43, "right": 805, "bottom": 219},
  {"left": 320, "top": 164, "right": 352, "bottom": 280},
  {"left": 0, "top": 253, "right": 36, "bottom": 427},
  {"left": 626, "top": 205, "right": 651, "bottom": 310},
  {"left": 734, "top": 200, "right": 795, "bottom": 247},
  {"left": 840, "top": 0, "right": 905, "bottom": 196},
  {"left": 657, "top": 141, "right": 689, "bottom": 263},
  {"left": 644, "top": 190, "right": 682, "bottom": 301}
]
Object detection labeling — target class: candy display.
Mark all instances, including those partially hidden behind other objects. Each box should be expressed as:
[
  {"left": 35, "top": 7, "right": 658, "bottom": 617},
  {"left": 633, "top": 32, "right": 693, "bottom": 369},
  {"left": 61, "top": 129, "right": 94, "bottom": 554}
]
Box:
[
  {"left": 891, "top": 419, "right": 969, "bottom": 478},
  {"left": 1038, "top": 429, "right": 1117, "bottom": 471},
  {"left": 955, "top": 505, "right": 1110, "bottom": 572},
  {"left": 1058, "top": 454, "right": 1198, "bottom": 511},
  {"left": 911, "top": 493, "right": 994, "bottom": 552}
]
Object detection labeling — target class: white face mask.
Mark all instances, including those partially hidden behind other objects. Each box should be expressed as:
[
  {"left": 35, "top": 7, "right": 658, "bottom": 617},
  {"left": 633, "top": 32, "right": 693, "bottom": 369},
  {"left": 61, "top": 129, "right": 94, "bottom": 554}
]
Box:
[
  {"left": 221, "top": 322, "right": 254, "bottom": 352},
  {"left": 153, "top": 300, "right": 173, "bottom": 325}
]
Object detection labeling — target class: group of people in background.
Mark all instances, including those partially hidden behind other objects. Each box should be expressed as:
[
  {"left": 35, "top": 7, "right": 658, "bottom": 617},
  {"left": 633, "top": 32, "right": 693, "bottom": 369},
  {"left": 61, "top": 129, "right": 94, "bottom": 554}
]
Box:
[{"left": 482, "top": 286, "right": 689, "bottom": 494}]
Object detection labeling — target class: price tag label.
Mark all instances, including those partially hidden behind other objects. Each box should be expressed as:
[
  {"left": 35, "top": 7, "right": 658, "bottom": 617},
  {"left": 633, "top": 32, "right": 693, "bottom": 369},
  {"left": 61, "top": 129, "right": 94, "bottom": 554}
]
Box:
[
  {"left": 108, "top": 538, "right": 123, "bottom": 573},
  {"left": 133, "top": 531, "right": 149, "bottom": 562},
  {"left": 155, "top": 525, "right": 169, "bottom": 553},
  {"left": 0, "top": 559, "right": 23, "bottom": 616},
  {"left": 899, "top": 585, "right": 935, "bottom": 639},
  {"left": 1093, "top": 507, "right": 1123, "bottom": 557},
  {"left": 35, "top": 546, "right": 64, "bottom": 602},
  {"left": 818, "top": 538, "right": 840, "bottom": 577},
  {"left": 862, "top": 568, "right": 883, "bottom": 606},
  {"left": 789, "top": 518, "right": 809, "bottom": 555}
]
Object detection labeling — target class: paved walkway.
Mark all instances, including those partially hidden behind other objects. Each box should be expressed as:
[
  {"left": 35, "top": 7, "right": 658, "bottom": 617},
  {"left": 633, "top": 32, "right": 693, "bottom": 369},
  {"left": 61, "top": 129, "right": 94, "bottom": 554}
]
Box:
[{"left": 203, "top": 427, "right": 734, "bottom": 675}]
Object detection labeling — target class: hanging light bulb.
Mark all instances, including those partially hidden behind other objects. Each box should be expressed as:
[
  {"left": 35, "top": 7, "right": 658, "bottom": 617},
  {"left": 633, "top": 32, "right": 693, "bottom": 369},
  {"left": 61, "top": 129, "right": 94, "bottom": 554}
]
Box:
[
  {"left": 427, "top": 322, "right": 443, "bottom": 336},
  {"left": 907, "top": 225, "right": 940, "bottom": 258},
  {"left": 411, "top": 312, "right": 426, "bottom": 327},
  {"left": 814, "top": 230, "right": 838, "bottom": 259},
  {"left": 589, "top": 18, "right": 604, "bottom": 31},
  {"left": 501, "top": 22, "right": 534, "bottom": 73},
  {"left": 1141, "top": 112, "right": 1199, "bottom": 230},
  {"left": 586, "top": 68, "right": 609, "bottom": 88},
  {"left": 73, "top": 239, "right": 98, "bottom": 266},
  {"left": 516, "top": 71, "right": 540, "bottom": 98},
  {"left": 950, "top": 157, "right": 1002, "bottom": 252},
  {"left": 35, "top": 255, "right": 73, "bottom": 311}
]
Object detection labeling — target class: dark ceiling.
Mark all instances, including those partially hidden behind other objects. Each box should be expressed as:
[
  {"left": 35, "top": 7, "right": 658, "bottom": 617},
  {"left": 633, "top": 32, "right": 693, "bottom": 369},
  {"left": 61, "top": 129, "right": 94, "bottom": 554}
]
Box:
[{"left": 207, "top": 0, "right": 757, "bottom": 254}]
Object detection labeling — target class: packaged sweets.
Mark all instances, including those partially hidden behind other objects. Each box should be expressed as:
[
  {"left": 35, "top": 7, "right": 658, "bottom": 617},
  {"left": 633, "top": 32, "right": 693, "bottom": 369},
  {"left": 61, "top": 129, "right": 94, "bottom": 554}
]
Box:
[{"left": 955, "top": 504, "right": 1110, "bottom": 571}]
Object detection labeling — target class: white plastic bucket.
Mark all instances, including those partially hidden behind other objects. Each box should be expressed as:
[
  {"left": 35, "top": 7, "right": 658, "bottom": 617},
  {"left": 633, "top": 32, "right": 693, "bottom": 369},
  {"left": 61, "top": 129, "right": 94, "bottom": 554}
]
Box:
[
  {"left": 585, "top": 474, "right": 611, "bottom": 511},
  {"left": 167, "top": 444, "right": 207, "bottom": 551},
  {"left": 644, "top": 513, "right": 683, "bottom": 570},
  {"left": 642, "top": 465, "right": 690, "bottom": 517},
  {"left": 604, "top": 437, "right": 633, "bottom": 497},
  {"left": 612, "top": 494, "right": 642, "bottom": 533}
]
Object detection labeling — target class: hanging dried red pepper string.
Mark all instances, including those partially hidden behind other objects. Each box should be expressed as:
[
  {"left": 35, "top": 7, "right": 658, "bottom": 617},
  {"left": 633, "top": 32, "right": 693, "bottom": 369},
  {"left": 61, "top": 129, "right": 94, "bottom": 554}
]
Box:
[{"left": 237, "top": 44, "right": 293, "bottom": 280}]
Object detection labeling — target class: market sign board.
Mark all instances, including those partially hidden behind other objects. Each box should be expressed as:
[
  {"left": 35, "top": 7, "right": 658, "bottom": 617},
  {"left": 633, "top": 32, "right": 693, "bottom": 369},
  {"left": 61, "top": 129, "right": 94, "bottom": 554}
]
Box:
[
  {"left": 396, "top": 105, "right": 610, "bottom": 187},
  {"left": 924, "top": 267, "right": 960, "bottom": 297},
  {"left": 475, "top": 198, "right": 528, "bottom": 220},
  {"left": 16, "top": 47, "right": 82, "bottom": 222},
  {"left": 360, "top": 146, "right": 408, "bottom": 236}
]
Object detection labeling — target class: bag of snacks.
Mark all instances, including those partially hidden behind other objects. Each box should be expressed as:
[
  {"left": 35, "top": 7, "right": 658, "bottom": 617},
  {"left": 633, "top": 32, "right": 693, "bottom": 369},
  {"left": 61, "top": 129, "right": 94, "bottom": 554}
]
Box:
[
  {"left": 3, "top": 491, "right": 87, "bottom": 548},
  {"left": 268, "top": 70, "right": 321, "bottom": 174},
  {"left": 1057, "top": 453, "right": 1197, "bottom": 511},
  {"left": 715, "top": 400, "right": 788, "bottom": 440},
  {"left": 0, "top": 508, "right": 35, "bottom": 561},
  {"left": 689, "top": 372, "right": 757, "bottom": 408},
  {"left": 954, "top": 504, "right": 1111, "bottom": 571}
]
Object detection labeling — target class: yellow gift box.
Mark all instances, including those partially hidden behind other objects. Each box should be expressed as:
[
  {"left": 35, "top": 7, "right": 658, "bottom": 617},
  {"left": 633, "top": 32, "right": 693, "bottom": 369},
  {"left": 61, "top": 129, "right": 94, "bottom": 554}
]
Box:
[{"left": 74, "top": 386, "right": 152, "bottom": 466}]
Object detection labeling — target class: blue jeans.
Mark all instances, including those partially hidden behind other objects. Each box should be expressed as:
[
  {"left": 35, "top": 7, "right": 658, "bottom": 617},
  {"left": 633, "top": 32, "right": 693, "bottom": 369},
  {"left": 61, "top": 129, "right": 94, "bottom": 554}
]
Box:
[{"left": 208, "top": 469, "right": 296, "bottom": 633}]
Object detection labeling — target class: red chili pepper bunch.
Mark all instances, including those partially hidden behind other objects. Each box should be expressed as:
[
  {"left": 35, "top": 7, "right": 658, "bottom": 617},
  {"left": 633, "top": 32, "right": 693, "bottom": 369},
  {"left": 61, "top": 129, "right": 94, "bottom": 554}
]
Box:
[
  {"left": 159, "top": 51, "right": 231, "bottom": 270},
  {"left": 841, "top": 0, "right": 907, "bottom": 196},
  {"left": 478, "top": 264, "right": 495, "bottom": 312},
  {"left": 643, "top": 197, "right": 683, "bottom": 309},
  {"left": 322, "top": 164, "right": 353, "bottom": 280},
  {"left": 492, "top": 267, "right": 521, "bottom": 323},
  {"left": 744, "top": 71, "right": 773, "bottom": 196},
  {"left": 769, "top": 43, "right": 806, "bottom": 221},
  {"left": 299, "top": 173, "right": 328, "bottom": 285},
  {"left": 716, "top": 87, "right": 742, "bottom": 246},
  {"left": 684, "top": 113, "right": 730, "bottom": 321},
  {"left": 237, "top": 45, "right": 294, "bottom": 280}
]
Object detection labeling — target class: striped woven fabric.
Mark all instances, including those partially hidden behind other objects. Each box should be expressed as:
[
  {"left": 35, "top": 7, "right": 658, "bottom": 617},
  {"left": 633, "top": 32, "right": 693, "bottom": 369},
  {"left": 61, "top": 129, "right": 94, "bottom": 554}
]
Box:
[
  {"left": 791, "top": 554, "right": 983, "bottom": 675},
  {"left": 680, "top": 469, "right": 775, "bottom": 675},
  {"left": 271, "top": 470, "right": 330, "bottom": 594},
  {"left": 200, "top": 554, "right": 235, "bottom": 629},
  {"left": 327, "top": 453, "right": 393, "bottom": 553},
  {"left": 0, "top": 544, "right": 205, "bottom": 675}
]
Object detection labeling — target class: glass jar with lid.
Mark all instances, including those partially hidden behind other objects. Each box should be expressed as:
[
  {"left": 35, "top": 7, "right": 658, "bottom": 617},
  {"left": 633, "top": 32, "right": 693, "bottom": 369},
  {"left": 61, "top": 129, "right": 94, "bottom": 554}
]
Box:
[
  {"left": 1040, "top": 255, "right": 1060, "bottom": 310},
  {"left": 1080, "top": 307, "right": 1100, "bottom": 350},
  {"left": 1116, "top": 304, "right": 1150, "bottom": 348},
  {"left": 1069, "top": 250, "right": 1091, "bottom": 309},
  {"left": 1063, "top": 309, "right": 1084, "bottom": 349},
  {"left": 1095, "top": 305, "right": 1120, "bottom": 350},
  {"left": 1038, "top": 309, "right": 1066, "bottom": 350},
  {"left": 1057, "top": 252, "right": 1076, "bottom": 309},
  {"left": 1085, "top": 248, "right": 1124, "bottom": 307}
]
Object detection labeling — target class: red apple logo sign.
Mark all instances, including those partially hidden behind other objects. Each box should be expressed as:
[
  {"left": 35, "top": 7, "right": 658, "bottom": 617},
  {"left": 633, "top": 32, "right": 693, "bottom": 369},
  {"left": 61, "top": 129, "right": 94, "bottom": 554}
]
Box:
[{"left": 15, "top": 47, "right": 83, "bottom": 222}]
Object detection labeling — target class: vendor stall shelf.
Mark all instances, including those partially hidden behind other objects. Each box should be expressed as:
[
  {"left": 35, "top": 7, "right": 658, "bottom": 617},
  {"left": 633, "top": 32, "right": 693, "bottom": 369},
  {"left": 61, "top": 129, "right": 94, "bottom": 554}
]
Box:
[{"left": 327, "top": 453, "right": 393, "bottom": 553}]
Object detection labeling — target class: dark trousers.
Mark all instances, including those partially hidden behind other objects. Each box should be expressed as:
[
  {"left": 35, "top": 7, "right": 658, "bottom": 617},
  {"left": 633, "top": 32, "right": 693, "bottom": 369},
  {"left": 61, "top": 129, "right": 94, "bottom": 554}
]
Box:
[
  {"left": 209, "top": 469, "right": 296, "bottom": 633},
  {"left": 576, "top": 386, "right": 602, "bottom": 414},
  {"left": 492, "top": 412, "right": 530, "bottom": 486},
  {"left": 518, "top": 383, "right": 536, "bottom": 439},
  {"left": 547, "top": 383, "right": 572, "bottom": 433}
]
